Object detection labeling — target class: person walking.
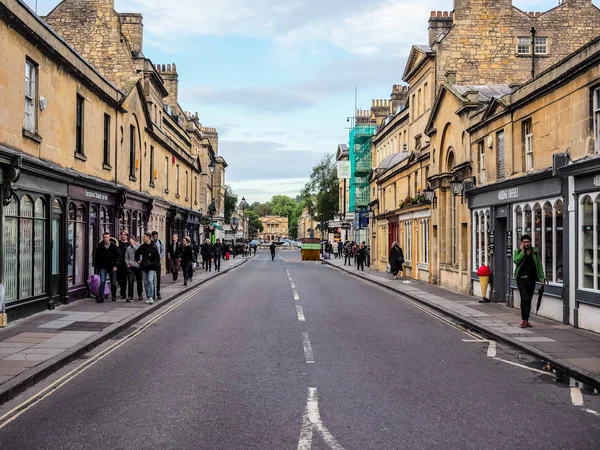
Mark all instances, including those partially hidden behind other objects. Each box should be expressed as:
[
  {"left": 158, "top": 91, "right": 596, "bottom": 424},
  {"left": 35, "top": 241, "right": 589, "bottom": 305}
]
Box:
[
  {"left": 167, "top": 233, "right": 182, "bottom": 281},
  {"left": 181, "top": 237, "right": 194, "bottom": 286},
  {"left": 389, "top": 241, "right": 405, "bottom": 280},
  {"left": 343, "top": 241, "right": 352, "bottom": 266},
  {"left": 213, "top": 238, "right": 224, "bottom": 272},
  {"left": 337, "top": 240, "right": 343, "bottom": 259},
  {"left": 95, "top": 232, "right": 121, "bottom": 303},
  {"left": 116, "top": 230, "right": 131, "bottom": 299},
  {"left": 356, "top": 242, "right": 367, "bottom": 274},
  {"left": 270, "top": 241, "right": 277, "bottom": 261},
  {"left": 125, "top": 236, "right": 143, "bottom": 302},
  {"left": 513, "top": 234, "right": 546, "bottom": 328},
  {"left": 136, "top": 232, "right": 160, "bottom": 305},
  {"left": 201, "top": 239, "right": 212, "bottom": 272},
  {"left": 151, "top": 231, "right": 165, "bottom": 299}
]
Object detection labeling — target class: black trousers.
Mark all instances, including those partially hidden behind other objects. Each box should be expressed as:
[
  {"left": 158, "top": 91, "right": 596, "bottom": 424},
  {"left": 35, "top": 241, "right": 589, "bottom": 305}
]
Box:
[
  {"left": 344, "top": 254, "right": 352, "bottom": 265},
  {"left": 127, "top": 267, "right": 143, "bottom": 299},
  {"left": 517, "top": 277, "right": 536, "bottom": 321},
  {"left": 214, "top": 255, "right": 221, "bottom": 271},
  {"left": 182, "top": 261, "right": 193, "bottom": 281},
  {"left": 205, "top": 257, "right": 212, "bottom": 271},
  {"left": 356, "top": 258, "right": 365, "bottom": 271},
  {"left": 117, "top": 266, "right": 128, "bottom": 297}
]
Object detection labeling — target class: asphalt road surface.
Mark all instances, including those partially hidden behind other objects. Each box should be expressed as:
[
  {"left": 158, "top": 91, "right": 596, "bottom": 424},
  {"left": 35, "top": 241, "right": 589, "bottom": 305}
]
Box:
[{"left": 0, "top": 249, "right": 599, "bottom": 449}]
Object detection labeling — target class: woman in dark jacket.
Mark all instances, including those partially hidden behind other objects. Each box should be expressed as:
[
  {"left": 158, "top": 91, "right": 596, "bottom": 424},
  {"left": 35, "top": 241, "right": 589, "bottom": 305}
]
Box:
[
  {"left": 356, "top": 242, "right": 367, "bottom": 274},
  {"left": 181, "top": 237, "right": 194, "bottom": 286},
  {"left": 390, "top": 241, "right": 404, "bottom": 280}
]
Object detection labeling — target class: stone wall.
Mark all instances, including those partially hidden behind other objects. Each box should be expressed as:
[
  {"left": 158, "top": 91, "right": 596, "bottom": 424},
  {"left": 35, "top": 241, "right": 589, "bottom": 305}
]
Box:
[
  {"left": 120, "top": 13, "right": 143, "bottom": 55},
  {"left": 436, "top": 0, "right": 600, "bottom": 85},
  {"left": 45, "top": 0, "right": 137, "bottom": 88}
]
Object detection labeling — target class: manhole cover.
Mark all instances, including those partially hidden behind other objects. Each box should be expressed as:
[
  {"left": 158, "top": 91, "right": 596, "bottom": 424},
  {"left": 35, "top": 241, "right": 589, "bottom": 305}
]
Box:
[{"left": 61, "top": 322, "right": 113, "bottom": 332}]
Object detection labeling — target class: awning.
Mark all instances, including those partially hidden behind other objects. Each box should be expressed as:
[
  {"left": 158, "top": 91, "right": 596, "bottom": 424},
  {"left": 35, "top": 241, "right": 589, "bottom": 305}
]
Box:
[{"left": 211, "top": 222, "right": 223, "bottom": 230}]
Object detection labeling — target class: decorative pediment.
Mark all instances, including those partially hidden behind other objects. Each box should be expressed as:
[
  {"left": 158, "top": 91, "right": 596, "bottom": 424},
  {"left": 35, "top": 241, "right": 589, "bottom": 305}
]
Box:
[{"left": 402, "top": 45, "right": 434, "bottom": 83}]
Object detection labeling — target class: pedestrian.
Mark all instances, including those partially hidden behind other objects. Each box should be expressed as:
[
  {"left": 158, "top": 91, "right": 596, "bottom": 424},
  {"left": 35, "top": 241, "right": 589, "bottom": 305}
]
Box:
[
  {"left": 151, "top": 231, "right": 165, "bottom": 300},
  {"left": 356, "top": 242, "right": 367, "bottom": 274},
  {"left": 136, "top": 232, "right": 160, "bottom": 305},
  {"left": 125, "top": 236, "right": 143, "bottom": 302},
  {"left": 344, "top": 240, "right": 352, "bottom": 266},
  {"left": 192, "top": 240, "right": 199, "bottom": 269},
  {"left": 116, "top": 230, "right": 131, "bottom": 299},
  {"left": 201, "top": 239, "right": 212, "bottom": 272},
  {"left": 181, "top": 237, "right": 194, "bottom": 286},
  {"left": 213, "top": 238, "right": 224, "bottom": 272},
  {"left": 95, "top": 232, "right": 121, "bottom": 303},
  {"left": 363, "top": 241, "right": 370, "bottom": 268},
  {"left": 389, "top": 241, "right": 405, "bottom": 280},
  {"left": 270, "top": 241, "right": 276, "bottom": 260},
  {"left": 337, "top": 240, "right": 343, "bottom": 259},
  {"left": 167, "top": 233, "right": 182, "bottom": 281},
  {"left": 513, "top": 234, "right": 546, "bottom": 328}
]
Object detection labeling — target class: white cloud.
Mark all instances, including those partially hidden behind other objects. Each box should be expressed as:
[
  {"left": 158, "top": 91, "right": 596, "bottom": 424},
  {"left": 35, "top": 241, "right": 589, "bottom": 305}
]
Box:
[{"left": 228, "top": 178, "right": 307, "bottom": 203}]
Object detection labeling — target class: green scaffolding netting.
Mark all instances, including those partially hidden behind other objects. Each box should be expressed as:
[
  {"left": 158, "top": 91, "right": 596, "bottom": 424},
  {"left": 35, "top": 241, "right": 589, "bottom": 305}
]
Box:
[{"left": 349, "top": 124, "right": 376, "bottom": 212}]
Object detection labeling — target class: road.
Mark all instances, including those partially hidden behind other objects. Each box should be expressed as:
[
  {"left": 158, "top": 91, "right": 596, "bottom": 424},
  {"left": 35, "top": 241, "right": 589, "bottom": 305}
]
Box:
[{"left": 0, "top": 250, "right": 599, "bottom": 449}]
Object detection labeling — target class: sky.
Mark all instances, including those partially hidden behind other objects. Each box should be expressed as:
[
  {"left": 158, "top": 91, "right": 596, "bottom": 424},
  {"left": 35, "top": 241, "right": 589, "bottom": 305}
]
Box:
[{"left": 30, "top": 0, "right": 597, "bottom": 203}]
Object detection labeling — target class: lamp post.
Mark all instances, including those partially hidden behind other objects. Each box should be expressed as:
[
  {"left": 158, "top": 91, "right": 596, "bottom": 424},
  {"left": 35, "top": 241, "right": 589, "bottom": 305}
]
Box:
[
  {"left": 450, "top": 174, "right": 463, "bottom": 197},
  {"left": 423, "top": 184, "right": 435, "bottom": 203}
]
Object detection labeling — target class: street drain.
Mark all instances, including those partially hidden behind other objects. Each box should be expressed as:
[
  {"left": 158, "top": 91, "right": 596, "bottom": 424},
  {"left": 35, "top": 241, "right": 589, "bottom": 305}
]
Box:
[{"left": 61, "top": 322, "right": 113, "bottom": 332}]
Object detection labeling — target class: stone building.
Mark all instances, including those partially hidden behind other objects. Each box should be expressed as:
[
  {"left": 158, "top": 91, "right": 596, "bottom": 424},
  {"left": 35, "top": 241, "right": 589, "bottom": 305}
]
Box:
[
  {"left": 298, "top": 208, "right": 320, "bottom": 241},
  {"left": 0, "top": 0, "right": 224, "bottom": 320},
  {"left": 463, "top": 35, "right": 600, "bottom": 334},
  {"left": 258, "top": 216, "right": 289, "bottom": 241}
]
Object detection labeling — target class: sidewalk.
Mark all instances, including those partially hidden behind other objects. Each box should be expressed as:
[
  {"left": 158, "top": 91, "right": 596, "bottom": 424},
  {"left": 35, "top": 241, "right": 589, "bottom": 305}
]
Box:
[
  {"left": 323, "top": 257, "right": 600, "bottom": 385},
  {"left": 0, "top": 256, "right": 252, "bottom": 404}
]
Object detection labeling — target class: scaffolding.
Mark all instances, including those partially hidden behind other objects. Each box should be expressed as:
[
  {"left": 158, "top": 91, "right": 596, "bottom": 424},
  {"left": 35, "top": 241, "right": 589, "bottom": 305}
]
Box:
[{"left": 349, "top": 124, "right": 376, "bottom": 212}]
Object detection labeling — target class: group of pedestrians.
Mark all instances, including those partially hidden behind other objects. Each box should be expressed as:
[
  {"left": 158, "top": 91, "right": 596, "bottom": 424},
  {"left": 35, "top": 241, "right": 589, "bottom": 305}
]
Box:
[{"left": 338, "top": 240, "right": 369, "bottom": 273}]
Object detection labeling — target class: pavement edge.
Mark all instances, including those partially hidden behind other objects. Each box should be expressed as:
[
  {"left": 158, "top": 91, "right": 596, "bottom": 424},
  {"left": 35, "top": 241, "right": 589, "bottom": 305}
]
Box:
[
  {"left": 322, "top": 259, "right": 600, "bottom": 387},
  {"left": 0, "top": 257, "right": 252, "bottom": 406}
]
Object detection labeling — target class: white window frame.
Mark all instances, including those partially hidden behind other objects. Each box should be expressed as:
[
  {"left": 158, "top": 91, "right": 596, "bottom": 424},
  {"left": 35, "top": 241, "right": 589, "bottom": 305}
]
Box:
[
  {"left": 594, "top": 87, "right": 600, "bottom": 155},
  {"left": 513, "top": 197, "right": 563, "bottom": 285},
  {"left": 419, "top": 219, "right": 429, "bottom": 265},
  {"left": 472, "top": 208, "right": 491, "bottom": 271},
  {"left": 404, "top": 220, "right": 412, "bottom": 263},
  {"left": 517, "top": 37, "right": 531, "bottom": 55},
  {"left": 24, "top": 60, "right": 37, "bottom": 133},
  {"left": 478, "top": 141, "right": 486, "bottom": 185},
  {"left": 578, "top": 192, "right": 600, "bottom": 292},
  {"left": 523, "top": 119, "right": 533, "bottom": 171},
  {"left": 534, "top": 37, "right": 548, "bottom": 55}
]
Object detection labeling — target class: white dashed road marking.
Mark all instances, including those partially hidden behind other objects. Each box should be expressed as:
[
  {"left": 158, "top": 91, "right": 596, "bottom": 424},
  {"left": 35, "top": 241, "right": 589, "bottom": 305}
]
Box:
[
  {"left": 487, "top": 341, "right": 497, "bottom": 358},
  {"left": 302, "top": 332, "right": 315, "bottom": 363},
  {"left": 293, "top": 290, "right": 300, "bottom": 301},
  {"left": 296, "top": 305, "right": 306, "bottom": 322},
  {"left": 571, "top": 387, "right": 584, "bottom": 406},
  {"left": 298, "top": 388, "right": 345, "bottom": 450}
]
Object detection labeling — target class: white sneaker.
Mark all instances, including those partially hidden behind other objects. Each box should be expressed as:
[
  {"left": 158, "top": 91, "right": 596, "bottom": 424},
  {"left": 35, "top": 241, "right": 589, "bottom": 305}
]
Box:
[
  {"left": 362, "top": 271, "right": 364, "bottom": 274},
  {"left": 145, "top": 299, "right": 151, "bottom": 304},
  {"left": 149, "top": 298, "right": 154, "bottom": 305}
]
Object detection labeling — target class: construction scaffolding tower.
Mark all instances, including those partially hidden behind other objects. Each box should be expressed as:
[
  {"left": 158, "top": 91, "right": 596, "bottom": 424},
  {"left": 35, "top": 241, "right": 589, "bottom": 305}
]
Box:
[{"left": 349, "top": 124, "right": 376, "bottom": 212}]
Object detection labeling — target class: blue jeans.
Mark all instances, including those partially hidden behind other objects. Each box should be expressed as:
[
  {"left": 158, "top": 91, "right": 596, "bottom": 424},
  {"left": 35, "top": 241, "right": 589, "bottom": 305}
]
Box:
[
  {"left": 142, "top": 270, "right": 155, "bottom": 299},
  {"left": 99, "top": 269, "right": 116, "bottom": 300}
]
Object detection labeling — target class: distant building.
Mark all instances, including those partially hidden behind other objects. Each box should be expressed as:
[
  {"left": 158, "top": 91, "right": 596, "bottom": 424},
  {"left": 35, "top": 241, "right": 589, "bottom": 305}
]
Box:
[{"left": 258, "top": 216, "right": 289, "bottom": 241}]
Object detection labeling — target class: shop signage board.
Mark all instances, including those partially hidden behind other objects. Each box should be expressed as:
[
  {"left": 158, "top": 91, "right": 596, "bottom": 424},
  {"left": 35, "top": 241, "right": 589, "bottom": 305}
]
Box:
[
  {"left": 337, "top": 161, "right": 351, "bottom": 179},
  {"left": 506, "top": 231, "right": 513, "bottom": 257}
]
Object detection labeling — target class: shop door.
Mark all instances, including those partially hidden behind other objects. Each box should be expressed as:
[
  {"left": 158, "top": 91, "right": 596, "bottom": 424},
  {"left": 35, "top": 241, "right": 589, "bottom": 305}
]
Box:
[
  {"left": 51, "top": 217, "right": 61, "bottom": 299},
  {"left": 493, "top": 217, "right": 509, "bottom": 303}
]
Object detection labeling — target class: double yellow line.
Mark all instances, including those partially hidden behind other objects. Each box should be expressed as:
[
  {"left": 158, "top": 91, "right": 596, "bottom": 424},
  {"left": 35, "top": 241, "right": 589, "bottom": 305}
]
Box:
[{"left": 0, "top": 278, "right": 219, "bottom": 430}]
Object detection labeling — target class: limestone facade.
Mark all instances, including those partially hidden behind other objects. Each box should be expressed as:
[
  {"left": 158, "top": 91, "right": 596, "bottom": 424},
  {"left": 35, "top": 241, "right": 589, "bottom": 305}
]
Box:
[{"left": 259, "top": 216, "right": 290, "bottom": 241}]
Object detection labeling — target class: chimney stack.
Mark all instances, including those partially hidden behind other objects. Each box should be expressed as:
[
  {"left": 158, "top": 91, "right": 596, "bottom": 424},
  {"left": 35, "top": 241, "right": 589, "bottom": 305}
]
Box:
[
  {"left": 391, "top": 84, "right": 409, "bottom": 111},
  {"left": 120, "top": 13, "right": 144, "bottom": 55},
  {"left": 428, "top": 10, "right": 454, "bottom": 46},
  {"left": 161, "top": 63, "right": 179, "bottom": 109}
]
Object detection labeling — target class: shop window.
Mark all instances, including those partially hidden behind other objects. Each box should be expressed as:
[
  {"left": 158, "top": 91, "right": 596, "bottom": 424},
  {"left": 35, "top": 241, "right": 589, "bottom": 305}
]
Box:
[
  {"left": 419, "top": 219, "right": 429, "bottom": 265},
  {"left": 473, "top": 209, "right": 491, "bottom": 271},
  {"left": 68, "top": 204, "right": 87, "bottom": 286},
  {"left": 514, "top": 197, "right": 563, "bottom": 284},
  {"left": 580, "top": 195, "right": 599, "bottom": 290},
  {"left": 594, "top": 87, "right": 600, "bottom": 154},
  {"left": 75, "top": 95, "right": 85, "bottom": 156},
  {"left": 3, "top": 197, "right": 19, "bottom": 302},
  {"left": 24, "top": 59, "right": 38, "bottom": 133},
  {"left": 52, "top": 200, "right": 63, "bottom": 276},
  {"left": 404, "top": 220, "right": 412, "bottom": 262}
]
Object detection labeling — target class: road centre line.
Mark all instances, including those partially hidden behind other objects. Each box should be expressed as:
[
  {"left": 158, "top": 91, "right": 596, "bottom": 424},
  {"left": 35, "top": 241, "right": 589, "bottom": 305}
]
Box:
[
  {"left": 298, "top": 388, "right": 345, "bottom": 450},
  {"left": 0, "top": 278, "right": 220, "bottom": 430},
  {"left": 291, "top": 282, "right": 296, "bottom": 289},
  {"left": 296, "top": 305, "right": 306, "bottom": 322},
  {"left": 293, "top": 290, "right": 300, "bottom": 301},
  {"left": 302, "top": 332, "right": 315, "bottom": 364}
]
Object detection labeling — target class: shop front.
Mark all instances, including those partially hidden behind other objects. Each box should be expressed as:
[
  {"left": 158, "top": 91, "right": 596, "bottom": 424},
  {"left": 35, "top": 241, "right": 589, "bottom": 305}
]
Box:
[
  {"left": 67, "top": 184, "right": 119, "bottom": 301},
  {"left": 1, "top": 154, "right": 69, "bottom": 320},
  {"left": 118, "top": 190, "right": 152, "bottom": 242},
  {"left": 562, "top": 157, "right": 600, "bottom": 333},
  {"left": 467, "top": 171, "right": 566, "bottom": 323}
]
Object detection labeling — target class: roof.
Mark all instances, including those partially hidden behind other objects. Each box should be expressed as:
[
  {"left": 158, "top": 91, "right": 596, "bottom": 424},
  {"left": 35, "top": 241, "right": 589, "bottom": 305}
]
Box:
[
  {"left": 376, "top": 151, "right": 410, "bottom": 172},
  {"left": 403, "top": 45, "right": 435, "bottom": 82},
  {"left": 336, "top": 144, "right": 349, "bottom": 160},
  {"left": 449, "top": 84, "right": 514, "bottom": 103}
]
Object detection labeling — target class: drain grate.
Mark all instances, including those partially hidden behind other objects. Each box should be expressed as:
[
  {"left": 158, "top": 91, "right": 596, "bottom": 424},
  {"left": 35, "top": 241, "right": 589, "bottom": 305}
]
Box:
[{"left": 61, "top": 322, "right": 113, "bottom": 332}]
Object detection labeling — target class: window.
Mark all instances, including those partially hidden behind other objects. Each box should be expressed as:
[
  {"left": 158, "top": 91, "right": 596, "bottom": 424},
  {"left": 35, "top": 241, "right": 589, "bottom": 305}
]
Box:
[
  {"left": 580, "top": 194, "right": 600, "bottom": 291},
  {"left": 497, "top": 131, "right": 505, "bottom": 180},
  {"left": 414, "top": 170, "right": 418, "bottom": 195},
  {"left": 594, "top": 87, "right": 600, "bottom": 154},
  {"left": 165, "top": 157, "right": 169, "bottom": 193},
  {"left": 473, "top": 209, "right": 491, "bottom": 271},
  {"left": 514, "top": 198, "right": 563, "bottom": 284},
  {"left": 75, "top": 95, "right": 84, "bottom": 155},
  {"left": 103, "top": 114, "right": 111, "bottom": 166},
  {"left": 68, "top": 203, "right": 87, "bottom": 286},
  {"left": 478, "top": 141, "right": 486, "bottom": 184},
  {"left": 149, "top": 146, "right": 155, "bottom": 187},
  {"left": 412, "top": 94, "right": 416, "bottom": 118},
  {"left": 534, "top": 37, "right": 548, "bottom": 55},
  {"left": 185, "top": 171, "right": 189, "bottom": 201},
  {"left": 517, "top": 37, "right": 531, "bottom": 55},
  {"left": 176, "top": 164, "right": 180, "bottom": 197},
  {"left": 523, "top": 119, "right": 533, "bottom": 171},
  {"left": 404, "top": 220, "right": 412, "bottom": 262},
  {"left": 408, "top": 174, "right": 411, "bottom": 198},
  {"left": 194, "top": 176, "right": 198, "bottom": 205},
  {"left": 24, "top": 59, "right": 37, "bottom": 133},
  {"left": 129, "top": 125, "right": 136, "bottom": 179},
  {"left": 419, "top": 219, "right": 429, "bottom": 265},
  {"left": 417, "top": 89, "right": 422, "bottom": 116},
  {"left": 424, "top": 83, "right": 429, "bottom": 109}
]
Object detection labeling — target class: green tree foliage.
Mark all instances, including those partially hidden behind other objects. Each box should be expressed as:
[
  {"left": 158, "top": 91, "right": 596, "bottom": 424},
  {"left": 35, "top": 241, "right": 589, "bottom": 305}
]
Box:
[
  {"left": 245, "top": 210, "right": 264, "bottom": 234},
  {"left": 301, "top": 153, "right": 339, "bottom": 223},
  {"left": 224, "top": 185, "right": 238, "bottom": 223}
]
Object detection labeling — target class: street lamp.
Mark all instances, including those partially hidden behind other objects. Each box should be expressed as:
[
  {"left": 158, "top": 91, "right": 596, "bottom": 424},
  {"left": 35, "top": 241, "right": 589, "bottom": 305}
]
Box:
[
  {"left": 208, "top": 160, "right": 216, "bottom": 175},
  {"left": 450, "top": 174, "right": 463, "bottom": 196},
  {"left": 423, "top": 184, "right": 435, "bottom": 203}
]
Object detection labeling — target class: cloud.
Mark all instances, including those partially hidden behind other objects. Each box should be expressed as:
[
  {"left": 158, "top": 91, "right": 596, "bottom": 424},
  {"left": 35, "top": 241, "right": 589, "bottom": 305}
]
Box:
[{"left": 228, "top": 178, "right": 308, "bottom": 203}]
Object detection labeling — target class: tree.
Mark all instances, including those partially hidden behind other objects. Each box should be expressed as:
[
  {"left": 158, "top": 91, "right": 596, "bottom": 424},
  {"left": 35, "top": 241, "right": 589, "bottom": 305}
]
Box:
[
  {"left": 223, "top": 185, "right": 238, "bottom": 223},
  {"left": 301, "top": 153, "right": 339, "bottom": 223},
  {"left": 245, "top": 210, "right": 264, "bottom": 235},
  {"left": 255, "top": 202, "right": 273, "bottom": 217}
]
